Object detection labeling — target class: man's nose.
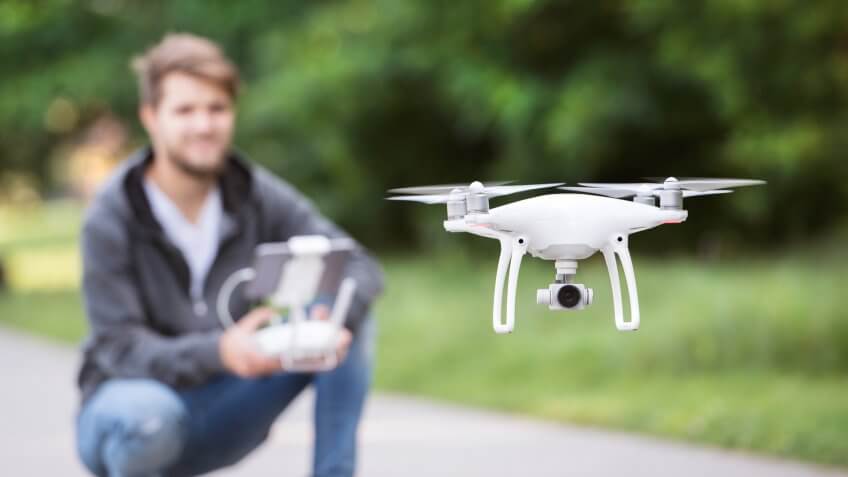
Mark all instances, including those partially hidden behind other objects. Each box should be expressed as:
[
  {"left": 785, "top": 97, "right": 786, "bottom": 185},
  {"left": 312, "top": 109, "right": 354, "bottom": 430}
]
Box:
[{"left": 191, "top": 112, "right": 215, "bottom": 134}]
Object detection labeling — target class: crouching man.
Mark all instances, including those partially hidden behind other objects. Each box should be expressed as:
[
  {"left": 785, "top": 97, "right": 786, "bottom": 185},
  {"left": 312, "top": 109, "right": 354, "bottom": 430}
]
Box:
[{"left": 75, "top": 33, "right": 383, "bottom": 477}]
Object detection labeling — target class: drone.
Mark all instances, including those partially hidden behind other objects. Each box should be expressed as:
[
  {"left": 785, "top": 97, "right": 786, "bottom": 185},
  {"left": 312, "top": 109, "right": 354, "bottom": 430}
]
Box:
[{"left": 387, "top": 177, "right": 765, "bottom": 333}]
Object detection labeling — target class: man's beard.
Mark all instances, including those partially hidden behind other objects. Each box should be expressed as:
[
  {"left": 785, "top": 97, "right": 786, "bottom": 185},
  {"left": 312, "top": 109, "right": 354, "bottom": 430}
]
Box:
[{"left": 165, "top": 144, "right": 228, "bottom": 180}]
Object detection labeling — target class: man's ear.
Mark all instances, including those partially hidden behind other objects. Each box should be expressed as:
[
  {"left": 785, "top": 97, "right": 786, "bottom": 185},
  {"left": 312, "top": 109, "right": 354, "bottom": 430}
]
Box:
[{"left": 139, "top": 104, "right": 156, "bottom": 135}]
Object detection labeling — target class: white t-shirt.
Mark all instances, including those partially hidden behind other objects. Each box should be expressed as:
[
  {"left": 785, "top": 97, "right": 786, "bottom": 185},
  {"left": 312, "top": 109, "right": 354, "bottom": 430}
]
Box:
[{"left": 143, "top": 179, "right": 222, "bottom": 314}]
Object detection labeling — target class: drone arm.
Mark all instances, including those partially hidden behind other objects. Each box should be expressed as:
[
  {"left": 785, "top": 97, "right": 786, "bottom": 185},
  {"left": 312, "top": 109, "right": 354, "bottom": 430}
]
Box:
[{"left": 601, "top": 235, "right": 640, "bottom": 331}]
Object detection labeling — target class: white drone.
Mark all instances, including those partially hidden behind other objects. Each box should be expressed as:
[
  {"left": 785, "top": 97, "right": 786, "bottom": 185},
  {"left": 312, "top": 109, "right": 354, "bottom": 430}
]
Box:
[{"left": 388, "top": 177, "right": 764, "bottom": 333}]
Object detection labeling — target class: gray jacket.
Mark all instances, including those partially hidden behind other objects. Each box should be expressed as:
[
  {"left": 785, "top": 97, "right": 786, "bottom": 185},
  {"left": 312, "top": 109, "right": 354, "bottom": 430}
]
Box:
[{"left": 77, "top": 147, "right": 384, "bottom": 402}]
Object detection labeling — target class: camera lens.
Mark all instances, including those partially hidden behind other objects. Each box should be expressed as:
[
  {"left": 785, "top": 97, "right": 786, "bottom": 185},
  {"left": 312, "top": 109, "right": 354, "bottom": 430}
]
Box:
[{"left": 557, "top": 285, "right": 582, "bottom": 308}]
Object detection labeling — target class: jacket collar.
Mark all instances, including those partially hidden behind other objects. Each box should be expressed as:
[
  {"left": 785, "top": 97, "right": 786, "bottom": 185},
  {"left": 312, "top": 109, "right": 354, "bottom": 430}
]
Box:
[{"left": 122, "top": 146, "right": 253, "bottom": 237}]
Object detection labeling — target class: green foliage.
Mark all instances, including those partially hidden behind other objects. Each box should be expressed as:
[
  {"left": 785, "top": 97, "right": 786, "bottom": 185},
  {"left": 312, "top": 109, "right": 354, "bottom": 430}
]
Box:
[{"left": 2, "top": 0, "right": 848, "bottom": 248}]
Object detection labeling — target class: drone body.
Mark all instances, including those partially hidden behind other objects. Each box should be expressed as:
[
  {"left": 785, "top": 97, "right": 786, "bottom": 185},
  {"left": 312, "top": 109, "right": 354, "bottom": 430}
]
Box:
[
  {"left": 471, "top": 194, "right": 686, "bottom": 260},
  {"left": 388, "top": 178, "right": 764, "bottom": 334}
]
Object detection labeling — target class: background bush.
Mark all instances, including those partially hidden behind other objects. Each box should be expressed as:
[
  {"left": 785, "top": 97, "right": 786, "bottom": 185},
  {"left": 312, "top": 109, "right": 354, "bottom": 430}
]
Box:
[{"left": 1, "top": 0, "right": 847, "bottom": 250}]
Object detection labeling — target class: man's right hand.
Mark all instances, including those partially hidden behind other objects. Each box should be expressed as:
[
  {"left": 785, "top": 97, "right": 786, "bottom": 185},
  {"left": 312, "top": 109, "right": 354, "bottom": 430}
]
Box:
[{"left": 219, "top": 307, "right": 283, "bottom": 378}]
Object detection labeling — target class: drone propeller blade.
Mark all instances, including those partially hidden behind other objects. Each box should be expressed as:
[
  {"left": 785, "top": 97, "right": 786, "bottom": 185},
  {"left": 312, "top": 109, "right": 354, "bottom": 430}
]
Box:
[
  {"left": 486, "top": 183, "right": 565, "bottom": 196},
  {"left": 385, "top": 194, "right": 455, "bottom": 204},
  {"left": 673, "top": 178, "right": 766, "bottom": 192},
  {"left": 578, "top": 182, "right": 664, "bottom": 192},
  {"left": 558, "top": 186, "right": 636, "bottom": 198},
  {"left": 682, "top": 189, "right": 733, "bottom": 198},
  {"left": 564, "top": 186, "right": 734, "bottom": 199},
  {"left": 387, "top": 181, "right": 563, "bottom": 204},
  {"left": 388, "top": 181, "right": 514, "bottom": 195},
  {"left": 643, "top": 176, "right": 713, "bottom": 182},
  {"left": 581, "top": 178, "right": 765, "bottom": 193}
]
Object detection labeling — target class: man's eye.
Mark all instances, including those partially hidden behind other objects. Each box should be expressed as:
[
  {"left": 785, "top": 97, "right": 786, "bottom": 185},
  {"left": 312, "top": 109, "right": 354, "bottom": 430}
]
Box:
[
  {"left": 209, "top": 103, "right": 229, "bottom": 113},
  {"left": 175, "top": 106, "right": 193, "bottom": 115}
]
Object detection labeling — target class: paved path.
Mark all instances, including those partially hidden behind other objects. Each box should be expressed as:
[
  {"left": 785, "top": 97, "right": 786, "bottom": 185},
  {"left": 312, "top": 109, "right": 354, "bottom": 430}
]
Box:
[{"left": 2, "top": 327, "right": 845, "bottom": 477}]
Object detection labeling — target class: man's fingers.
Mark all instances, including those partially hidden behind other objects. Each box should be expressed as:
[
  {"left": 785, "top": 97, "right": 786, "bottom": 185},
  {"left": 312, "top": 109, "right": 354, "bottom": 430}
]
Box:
[
  {"left": 254, "top": 354, "right": 284, "bottom": 375},
  {"left": 335, "top": 329, "right": 353, "bottom": 363},
  {"left": 243, "top": 349, "right": 283, "bottom": 376},
  {"left": 310, "top": 304, "right": 331, "bottom": 321},
  {"left": 237, "top": 307, "right": 277, "bottom": 331},
  {"left": 337, "top": 329, "right": 352, "bottom": 349}
]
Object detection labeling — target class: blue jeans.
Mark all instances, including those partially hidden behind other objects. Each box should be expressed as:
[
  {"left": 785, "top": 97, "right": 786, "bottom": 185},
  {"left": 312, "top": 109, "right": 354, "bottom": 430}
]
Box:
[{"left": 76, "top": 318, "right": 374, "bottom": 477}]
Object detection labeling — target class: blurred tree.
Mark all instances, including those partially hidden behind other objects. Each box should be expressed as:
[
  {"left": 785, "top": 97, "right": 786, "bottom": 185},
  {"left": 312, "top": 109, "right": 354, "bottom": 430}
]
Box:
[{"left": 1, "top": 0, "right": 847, "bottom": 250}]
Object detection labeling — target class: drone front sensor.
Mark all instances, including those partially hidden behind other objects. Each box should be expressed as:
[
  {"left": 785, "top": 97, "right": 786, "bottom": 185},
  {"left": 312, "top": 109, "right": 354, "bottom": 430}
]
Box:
[{"left": 388, "top": 177, "right": 765, "bottom": 334}]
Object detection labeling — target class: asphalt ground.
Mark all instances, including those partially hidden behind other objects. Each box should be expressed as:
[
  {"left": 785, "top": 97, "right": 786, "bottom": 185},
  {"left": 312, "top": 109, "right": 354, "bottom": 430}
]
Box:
[{"left": 2, "top": 327, "right": 845, "bottom": 477}]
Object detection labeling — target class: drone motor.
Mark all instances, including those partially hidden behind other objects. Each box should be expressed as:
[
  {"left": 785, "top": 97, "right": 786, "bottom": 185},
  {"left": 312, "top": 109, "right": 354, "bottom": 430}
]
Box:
[{"left": 466, "top": 192, "right": 490, "bottom": 214}]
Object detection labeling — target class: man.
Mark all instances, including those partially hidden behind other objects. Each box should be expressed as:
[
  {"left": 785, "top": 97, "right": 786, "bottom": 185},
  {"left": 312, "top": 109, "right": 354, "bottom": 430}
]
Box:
[{"left": 75, "top": 33, "right": 384, "bottom": 477}]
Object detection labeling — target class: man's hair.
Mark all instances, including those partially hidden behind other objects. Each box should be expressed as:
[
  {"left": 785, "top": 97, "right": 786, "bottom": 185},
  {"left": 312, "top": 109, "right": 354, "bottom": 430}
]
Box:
[{"left": 131, "top": 33, "right": 240, "bottom": 106}]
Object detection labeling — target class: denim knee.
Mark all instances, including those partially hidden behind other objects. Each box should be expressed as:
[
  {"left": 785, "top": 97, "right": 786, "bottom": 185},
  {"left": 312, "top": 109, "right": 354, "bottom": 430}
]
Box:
[{"left": 77, "top": 379, "right": 189, "bottom": 477}]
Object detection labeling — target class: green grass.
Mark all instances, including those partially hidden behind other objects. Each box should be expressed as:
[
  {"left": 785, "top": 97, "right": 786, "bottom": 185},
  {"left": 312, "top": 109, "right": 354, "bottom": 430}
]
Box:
[
  {"left": 0, "top": 289, "right": 83, "bottom": 341},
  {"left": 1, "top": 201, "right": 847, "bottom": 467},
  {"left": 0, "top": 200, "right": 81, "bottom": 253},
  {"left": 373, "top": 253, "right": 848, "bottom": 467}
]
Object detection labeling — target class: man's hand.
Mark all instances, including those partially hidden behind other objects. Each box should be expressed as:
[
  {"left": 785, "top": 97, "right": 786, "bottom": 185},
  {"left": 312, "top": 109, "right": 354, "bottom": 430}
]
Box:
[
  {"left": 220, "top": 305, "right": 355, "bottom": 377},
  {"left": 334, "top": 328, "right": 353, "bottom": 364},
  {"left": 310, "top": 304, "right": 354, "bottom": 365},
  {"left": 219, "top": 307, "right": 282, "bottom": 378}
]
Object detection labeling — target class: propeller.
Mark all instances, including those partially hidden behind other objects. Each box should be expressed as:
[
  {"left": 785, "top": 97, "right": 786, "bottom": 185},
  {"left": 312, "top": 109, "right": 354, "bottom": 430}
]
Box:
[
  {"left": 558, "top": 186, "right": 639, "bottom": 198},
  {"left": 682, "top": 189, "right": 734, "bottom": 198},
  {"left": 577, "top": 177, "right": 765, "bottom": 193},
  {"left": 387, "top": 181, "right": 564, "bottom": 204},
  {"left": 388, "top": 181, "right": 514, "bottom": 195},
  {"left": 559, "top": 186, "right": 734, "bottom": 199},
  {"left": 386, "top": 194, "right": 458, "bottom": 204}
]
